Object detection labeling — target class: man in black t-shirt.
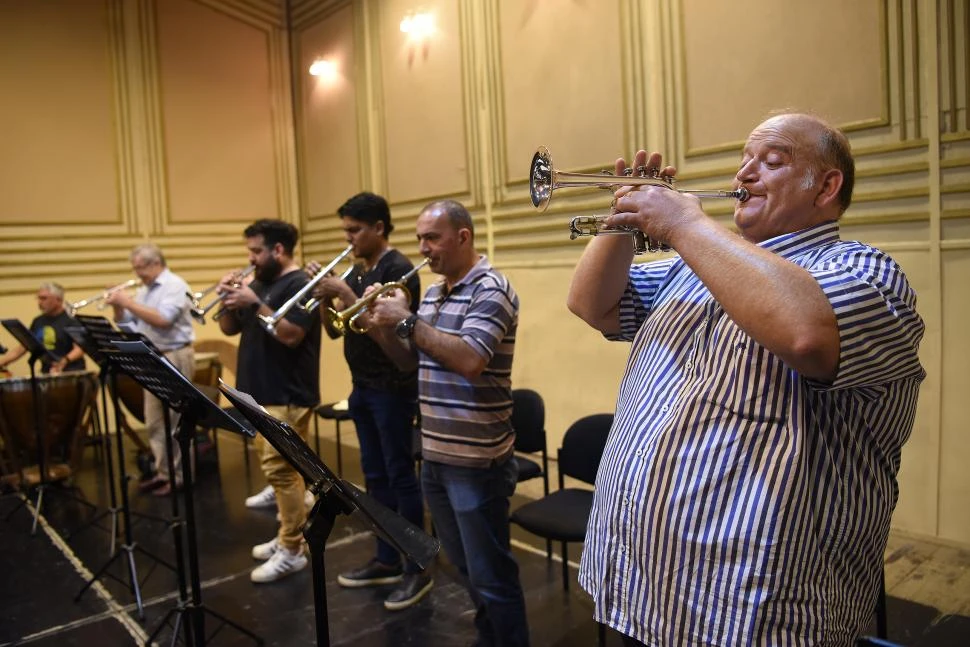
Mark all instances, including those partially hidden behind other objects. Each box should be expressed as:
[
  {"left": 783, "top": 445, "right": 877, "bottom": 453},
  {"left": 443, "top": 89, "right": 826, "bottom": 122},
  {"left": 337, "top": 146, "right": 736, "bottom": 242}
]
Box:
[
  {"left": 217, "top": 219, "right": 321, "bottom": 584},
  {"left": 307, "top": 192, "right": 430, "bottom": 611},
  {"left": 0, "top": 282, "right": 85, "bottom": 374}
]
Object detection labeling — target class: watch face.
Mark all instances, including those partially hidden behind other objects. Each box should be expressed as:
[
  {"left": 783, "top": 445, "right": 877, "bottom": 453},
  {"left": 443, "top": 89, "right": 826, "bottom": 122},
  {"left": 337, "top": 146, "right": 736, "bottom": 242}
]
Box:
[{"left": 395, "top": 317, "right": 411, "bottom": 339}]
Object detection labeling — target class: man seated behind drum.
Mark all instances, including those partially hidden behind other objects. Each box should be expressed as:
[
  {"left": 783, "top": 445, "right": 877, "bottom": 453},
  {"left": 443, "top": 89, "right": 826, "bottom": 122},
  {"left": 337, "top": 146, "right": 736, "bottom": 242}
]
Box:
[{"left": 0, "top": 282, "right": 86, "bottom": 375}]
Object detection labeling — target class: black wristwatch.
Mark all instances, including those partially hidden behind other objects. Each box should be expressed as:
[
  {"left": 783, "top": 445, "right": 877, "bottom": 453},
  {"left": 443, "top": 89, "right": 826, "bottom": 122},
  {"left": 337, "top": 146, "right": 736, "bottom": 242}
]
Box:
[{"left": 395, "top": 314, "right": 419, "bottom": 339}]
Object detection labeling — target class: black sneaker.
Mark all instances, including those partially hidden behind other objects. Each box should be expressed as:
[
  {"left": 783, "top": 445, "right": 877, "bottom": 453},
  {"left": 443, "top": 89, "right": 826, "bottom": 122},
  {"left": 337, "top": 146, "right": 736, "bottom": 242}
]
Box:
[
  {"left": 336, "top": 559, "right": 404, "bottom": 588},
  {"left": 383, "top": 573, "right": 433, "bottom": 611}
]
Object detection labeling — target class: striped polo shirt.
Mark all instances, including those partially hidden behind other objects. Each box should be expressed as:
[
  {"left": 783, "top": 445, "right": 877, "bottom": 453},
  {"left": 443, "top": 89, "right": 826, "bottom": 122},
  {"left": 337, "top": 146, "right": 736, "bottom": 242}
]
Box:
[
  {"left": 417, "top": 255, "right": 519, "bottom": 468},
  {"left": 579, "top": 221, "right": 925, "bottom": 646}
]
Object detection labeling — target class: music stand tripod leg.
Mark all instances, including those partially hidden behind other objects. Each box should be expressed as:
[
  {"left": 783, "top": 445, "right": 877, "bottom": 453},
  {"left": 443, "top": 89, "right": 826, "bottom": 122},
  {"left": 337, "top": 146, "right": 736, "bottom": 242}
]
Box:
[
  {"left": 75, "top": 368, "right": 176, "bottom": 620},
  {"left": 303, "top": 491, "right": 345, "bottom": 647},
  {"left": 151, "top": 409, "right": 263, "bottom": 647}
]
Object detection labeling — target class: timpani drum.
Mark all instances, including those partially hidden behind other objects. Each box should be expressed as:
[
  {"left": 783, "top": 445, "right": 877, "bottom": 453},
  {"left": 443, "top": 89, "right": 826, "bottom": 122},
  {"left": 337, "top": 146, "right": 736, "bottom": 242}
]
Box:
[{"left": 0, "top": 371, "right": 98, "bottom": 483}]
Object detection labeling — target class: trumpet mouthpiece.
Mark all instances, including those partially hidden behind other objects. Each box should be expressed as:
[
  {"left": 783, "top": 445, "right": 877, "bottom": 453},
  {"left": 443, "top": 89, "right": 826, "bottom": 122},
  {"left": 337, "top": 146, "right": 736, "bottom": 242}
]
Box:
[{"left": 736, "top": 187, "right": 750, "bottom": 202}]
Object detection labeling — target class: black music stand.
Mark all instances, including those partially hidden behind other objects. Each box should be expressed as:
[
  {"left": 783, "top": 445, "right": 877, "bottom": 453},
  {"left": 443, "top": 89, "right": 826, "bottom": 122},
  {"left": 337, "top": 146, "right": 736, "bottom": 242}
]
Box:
[
  {"left": 219, "top": 381, "right": 440, "bottom": 647},
  {"left": 71, "top": 315, "right": 173, "bottom": 620},
  {"left": 1, "top": 318, "right": 64, "bottom": 534},
  {"left": 108, "top": 341, "right": 261, "bottom": 647}
]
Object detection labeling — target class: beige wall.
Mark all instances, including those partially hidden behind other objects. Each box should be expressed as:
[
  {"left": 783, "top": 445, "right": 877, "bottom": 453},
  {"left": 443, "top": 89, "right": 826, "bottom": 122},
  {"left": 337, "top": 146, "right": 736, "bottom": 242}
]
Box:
[{"left": 1, "top": 0, "right": 969, "bottom": 544}]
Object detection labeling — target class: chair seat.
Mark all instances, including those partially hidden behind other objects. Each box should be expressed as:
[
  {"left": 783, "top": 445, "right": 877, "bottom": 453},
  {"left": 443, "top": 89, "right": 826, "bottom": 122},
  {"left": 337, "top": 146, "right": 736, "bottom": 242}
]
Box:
[
  {"left": 514, "top": 455, "right": 542, "bottom": 482},
  {"left": 510, "top": 488, "right": 593, "bottom": 542},
  {"left": 315, "top": 402, "right": 352, "bottom": 422}
]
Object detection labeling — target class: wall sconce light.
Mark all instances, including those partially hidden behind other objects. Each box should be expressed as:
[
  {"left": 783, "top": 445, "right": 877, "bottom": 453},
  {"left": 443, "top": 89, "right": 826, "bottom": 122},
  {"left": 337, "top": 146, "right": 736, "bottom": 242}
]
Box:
[
  {"left": 308, "top": 58, "right": 338, "bottom": 82},
  {"left": 400, "top": 10, "right": 435, "bottom": 42}
]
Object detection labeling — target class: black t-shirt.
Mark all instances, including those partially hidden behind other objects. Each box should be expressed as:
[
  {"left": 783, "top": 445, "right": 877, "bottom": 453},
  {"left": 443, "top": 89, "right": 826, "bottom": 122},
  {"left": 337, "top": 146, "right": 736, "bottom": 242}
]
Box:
[
  {"left": 233, "top": 269, "right": 321, "bottom": 407},
  {"left": 31, "top": 311, "right": 86, "bottom": 373},
  {"left": 341, "top": 249, "right": 419, "bottom": 396}
]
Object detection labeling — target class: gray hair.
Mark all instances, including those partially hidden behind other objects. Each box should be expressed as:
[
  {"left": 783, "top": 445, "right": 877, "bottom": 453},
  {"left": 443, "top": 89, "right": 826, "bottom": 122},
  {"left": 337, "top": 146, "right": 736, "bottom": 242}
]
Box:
[
  {"left": 38, "top": 282, "right": 65, "bottom": 300},
  {"left": 130, "top": 243, "right": 166, "bottom": 267}
]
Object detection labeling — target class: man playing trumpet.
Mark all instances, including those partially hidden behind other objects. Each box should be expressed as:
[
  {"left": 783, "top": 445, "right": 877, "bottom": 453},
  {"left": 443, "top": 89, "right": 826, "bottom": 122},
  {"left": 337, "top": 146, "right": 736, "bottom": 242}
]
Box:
[
  {"left": 106, "top": 243, "right": 195, "bottom": 497},
  {"left": 307, "top": 192, "right": 430, "bottom": 610},
  {"left": 567, "top": 113, "right": 925, "bottom": 646},
  {"left": 217, "top": 219, "right": 321, "bottom": 584}
]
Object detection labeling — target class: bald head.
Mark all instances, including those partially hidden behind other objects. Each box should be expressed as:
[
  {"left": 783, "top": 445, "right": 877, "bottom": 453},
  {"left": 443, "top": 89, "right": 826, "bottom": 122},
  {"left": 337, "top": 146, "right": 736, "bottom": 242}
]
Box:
[{"left": 755, "top": 113, "right": 855, "bottom": 213}]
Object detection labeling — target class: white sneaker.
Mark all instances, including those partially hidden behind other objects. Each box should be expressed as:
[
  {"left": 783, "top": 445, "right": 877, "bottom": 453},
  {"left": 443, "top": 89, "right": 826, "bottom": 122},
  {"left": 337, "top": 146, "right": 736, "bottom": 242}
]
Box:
[
  {"left": 250, "top": 546, "right": 308, "bottom": 583},
  {"left": 251, "top": 537, "right": 280, "bottom": 561},
  {"left": 245, "top": 485, "right": 276, "bottom": 509}
]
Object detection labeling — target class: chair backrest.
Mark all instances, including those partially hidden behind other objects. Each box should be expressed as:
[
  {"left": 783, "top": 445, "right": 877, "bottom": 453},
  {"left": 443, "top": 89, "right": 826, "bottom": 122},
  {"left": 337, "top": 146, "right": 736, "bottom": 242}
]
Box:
[
  {"left": 511, "top": 388, "right": 545, "bottom": 454},
  {"left": 558, "top": 413, "right": 613, "bottom": 485}
]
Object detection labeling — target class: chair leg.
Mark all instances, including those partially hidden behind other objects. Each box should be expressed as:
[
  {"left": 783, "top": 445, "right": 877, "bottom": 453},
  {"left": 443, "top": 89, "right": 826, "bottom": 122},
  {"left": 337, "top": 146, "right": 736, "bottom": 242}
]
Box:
[
  {"left": 545, "top": 539, "right": 553, "bottom": 561},
  {"left": 313, "top": 415, "right": 320, "bottom": 456},
  {"left": 335, "top": 420, "right": 343, "bottom": 477},
  {"left": 876, "top": 566, "right": 888, "bottom": 638},
  {"left": 561, "top": 541, "right": 569, "bottom": 591}
]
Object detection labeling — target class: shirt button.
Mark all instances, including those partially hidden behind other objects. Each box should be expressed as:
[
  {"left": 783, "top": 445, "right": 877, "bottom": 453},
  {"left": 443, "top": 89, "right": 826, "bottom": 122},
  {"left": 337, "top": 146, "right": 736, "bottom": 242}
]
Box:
[
  {"left": 661, "top": 404, "right": 669, "bottom": 412},
  {"left": 636, "top": 449, "right": 644, "bottom": 457},
  {"left": 685, "top": 361, "right": 693, "bottom": 369}
]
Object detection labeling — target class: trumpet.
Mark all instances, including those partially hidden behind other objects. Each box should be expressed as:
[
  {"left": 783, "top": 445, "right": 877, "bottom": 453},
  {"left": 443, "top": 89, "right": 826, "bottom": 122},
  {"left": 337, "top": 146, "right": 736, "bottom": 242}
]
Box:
[
  {"left": 186, "top": 265, "right": 255, "bottom": 324},
  {"left": 301, "top": 263, "right": 359, "bottom": 314},
  {"left": 530, "top": 146, "right": 749, "bottom": 253},
  {"left": 67, "top": 279, "right": 140, "bottom": 316},
  {"left": 327, "top": 258, "right": 430, "bottom": 336},
  {"left": 258, "top": 245, "right": 355, "bottom": 335}
]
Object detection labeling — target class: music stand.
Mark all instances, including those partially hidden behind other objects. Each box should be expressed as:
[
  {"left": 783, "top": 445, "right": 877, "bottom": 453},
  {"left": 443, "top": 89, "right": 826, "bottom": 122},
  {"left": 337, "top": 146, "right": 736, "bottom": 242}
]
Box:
[
  {"left": 1, "top": 318, "right": 63, "bottom": 534},
  {"left": 71, "top": 315, "right": 173, "bottom": 620},
  {"left": 108, "top": 341, "right": 261, "bottom": 647},
  {"left": 219, "top": 380, "right": 439, "bottom": 647}
]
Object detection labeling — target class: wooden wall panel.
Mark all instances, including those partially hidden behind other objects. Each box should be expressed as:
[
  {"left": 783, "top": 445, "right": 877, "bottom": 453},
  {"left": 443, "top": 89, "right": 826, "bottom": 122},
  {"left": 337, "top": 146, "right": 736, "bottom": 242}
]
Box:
[
  {"left": 298, "top": 4, "right": 361, "bottom": 221},
  {"left": 0, "top": 0, "right": 119, "bottom": 225},
  {"left": 679, "top": 0, "right": 887, "bottom": 154},
  {"left": 378, "top": 0, "right": 469, "bottom": 204},
  {"left": 156, "top": 0, "right": 279, "bottom": 224},
  {"left": 496, "top": 0, "right": 626, "bottom": 185}
]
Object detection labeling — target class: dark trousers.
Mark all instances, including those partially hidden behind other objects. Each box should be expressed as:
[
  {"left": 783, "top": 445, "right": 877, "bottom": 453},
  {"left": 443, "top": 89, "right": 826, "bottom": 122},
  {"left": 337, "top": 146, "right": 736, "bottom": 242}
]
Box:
[
  {"left": 621, "top": 635, "right": 647, "bottom": 647},
  {"left": 422, "top": 458, "right": 530, "bottom": 647},
  {"left": 348, "top": 385, "right": 423, "bottom": 572}
]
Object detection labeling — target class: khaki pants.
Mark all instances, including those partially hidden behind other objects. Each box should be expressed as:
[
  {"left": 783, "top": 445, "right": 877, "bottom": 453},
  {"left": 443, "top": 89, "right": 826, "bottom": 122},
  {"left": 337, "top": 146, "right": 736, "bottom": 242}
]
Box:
[
  {"left": 260, "top": 404, "right": 312, "bottom": 551},
  {"left": 144, "top": 345, "right": 195, "bottom": 484}
]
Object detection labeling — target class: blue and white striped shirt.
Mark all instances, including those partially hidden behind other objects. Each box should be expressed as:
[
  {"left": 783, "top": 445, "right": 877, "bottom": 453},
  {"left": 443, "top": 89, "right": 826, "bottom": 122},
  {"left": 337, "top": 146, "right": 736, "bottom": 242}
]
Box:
[
  {"left": 118, "top": 268, "right": 195, "bottom": 352},
  {"left": 579, "top": 221, "right": 925, "bottom": 646}
]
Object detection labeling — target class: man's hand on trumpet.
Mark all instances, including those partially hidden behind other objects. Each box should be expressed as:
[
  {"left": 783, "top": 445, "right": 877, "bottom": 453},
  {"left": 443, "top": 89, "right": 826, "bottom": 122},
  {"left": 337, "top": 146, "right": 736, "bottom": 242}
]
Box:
[
  {"left": 363, "top": 283, "right": 410, "bottom": 330},
  {"left": 306, "top": 260, "right": 356, "bottom": 311},
  {"left": 217, "top": 270, "right": 259, "bottom": 312},
  {"left": 606, "top": 150, "right": 701, "bottom": 251}
]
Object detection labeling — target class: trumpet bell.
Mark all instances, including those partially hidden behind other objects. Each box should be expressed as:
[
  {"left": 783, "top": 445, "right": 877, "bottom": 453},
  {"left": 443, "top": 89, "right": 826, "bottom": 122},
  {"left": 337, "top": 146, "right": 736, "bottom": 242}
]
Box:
[{"left": 529, "top": 146, "right": 554, "bottom": 212}]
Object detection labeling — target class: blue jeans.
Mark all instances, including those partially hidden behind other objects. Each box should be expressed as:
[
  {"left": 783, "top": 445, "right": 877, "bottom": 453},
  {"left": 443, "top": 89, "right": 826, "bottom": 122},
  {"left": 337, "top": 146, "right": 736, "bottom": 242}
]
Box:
[
  {"left": 422, "top": 458, "right": 530, "bottom": 647},
  {"left": 348, "top": 385, "right": 423, "bottom": 572}
]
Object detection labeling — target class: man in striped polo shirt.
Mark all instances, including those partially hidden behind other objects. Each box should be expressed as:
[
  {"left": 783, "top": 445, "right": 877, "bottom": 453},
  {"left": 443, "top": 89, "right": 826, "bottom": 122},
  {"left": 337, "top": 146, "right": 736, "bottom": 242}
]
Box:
[
  {"left": 367, "top": 199, "right": 530, "bottom": 646},
  {"left": 567, "top": 113, "right": 925, "bottom": 646}
]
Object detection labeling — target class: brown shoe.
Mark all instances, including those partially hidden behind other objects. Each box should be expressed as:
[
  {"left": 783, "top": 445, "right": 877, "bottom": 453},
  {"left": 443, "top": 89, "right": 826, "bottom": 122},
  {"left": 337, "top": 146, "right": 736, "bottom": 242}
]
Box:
[
  {"left": 152, "top": 482, "right": 172, "bottom": 497},
  {"left": 138, "top": 475, "right": 167, "bottom": 492}
]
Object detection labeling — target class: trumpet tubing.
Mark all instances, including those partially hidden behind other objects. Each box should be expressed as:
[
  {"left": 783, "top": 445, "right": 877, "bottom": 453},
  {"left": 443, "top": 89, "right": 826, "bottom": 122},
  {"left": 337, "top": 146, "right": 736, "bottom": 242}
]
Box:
[
  {"left": 187, "top": 265, "right": 254, "bottom": 325},
  {"left": 68, "top": 279, "right": 140, "bottom": 315},
  {"left": 257, "top": 245, "right": 355, "bottom": 335},
  {"left": 530, "top": 146, "right": 747, "bottom": 254},
  {"left": 327, "top": 258, "right": 430, "bottom": 336},
  {"left": 302, "top": 263, "right": 359, "bottom": 314}
]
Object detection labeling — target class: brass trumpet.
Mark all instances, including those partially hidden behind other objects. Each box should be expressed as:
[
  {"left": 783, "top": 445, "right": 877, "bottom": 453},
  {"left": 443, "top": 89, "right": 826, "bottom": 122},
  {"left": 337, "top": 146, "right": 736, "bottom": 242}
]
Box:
[
  {"left": 186, "top": 265, "right": 255, "bottom": 325},
  {"left": 258, "top": 245, "right": 355, "bottom": 335},
  {"left": 67, "top": 279, "right": 140, "bottom": 316},
  {"left": 327, "top": 258, "right": 430, "bottom": 336},
  {"left": 529, "top": 146, "right": 749, "bottom": 253}
]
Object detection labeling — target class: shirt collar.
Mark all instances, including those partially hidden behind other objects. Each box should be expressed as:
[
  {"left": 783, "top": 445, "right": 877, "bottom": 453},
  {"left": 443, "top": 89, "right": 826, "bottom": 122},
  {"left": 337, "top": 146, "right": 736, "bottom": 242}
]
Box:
[{"left": 756, "top": 220, "right": 842, "bottom": 261}]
